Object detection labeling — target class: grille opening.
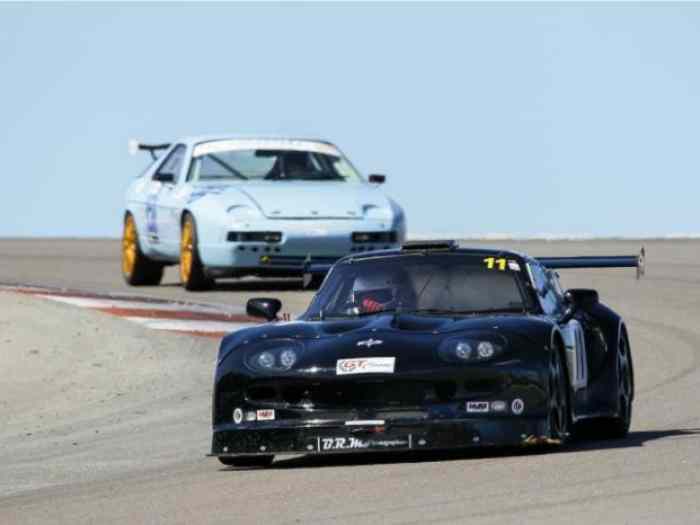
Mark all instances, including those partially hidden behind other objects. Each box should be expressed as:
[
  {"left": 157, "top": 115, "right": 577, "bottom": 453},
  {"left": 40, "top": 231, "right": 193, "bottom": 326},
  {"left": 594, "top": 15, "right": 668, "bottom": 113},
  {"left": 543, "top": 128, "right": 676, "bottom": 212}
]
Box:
[
  {"left": 228, "top": 231, "right": 282, "bottom": 243},
  {"left": 434, "top": 381, "right": 457, "bottom": 401},
  {"left": 277, "top": 381, "right": 429, "bottom": 409},
  {"left": 352, "top": 231, "right": 397, "bottom": 244},
  {"left": 246, "top": 386, "right": 278, "bottom": 402}
]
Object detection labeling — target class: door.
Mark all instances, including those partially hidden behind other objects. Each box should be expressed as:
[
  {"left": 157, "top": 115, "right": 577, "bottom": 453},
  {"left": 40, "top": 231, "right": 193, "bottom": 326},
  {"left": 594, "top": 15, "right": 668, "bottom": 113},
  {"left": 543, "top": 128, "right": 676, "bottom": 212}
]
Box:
[{"left": 150, "top": 144, "right": 187, "bottom": 254}]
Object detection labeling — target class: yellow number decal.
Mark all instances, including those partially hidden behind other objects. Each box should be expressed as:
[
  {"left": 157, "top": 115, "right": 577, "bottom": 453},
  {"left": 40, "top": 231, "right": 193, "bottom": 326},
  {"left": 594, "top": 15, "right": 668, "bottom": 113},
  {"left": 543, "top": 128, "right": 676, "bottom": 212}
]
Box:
[{"left": 484, "top": 257, "right": 507, "bottom": 271}]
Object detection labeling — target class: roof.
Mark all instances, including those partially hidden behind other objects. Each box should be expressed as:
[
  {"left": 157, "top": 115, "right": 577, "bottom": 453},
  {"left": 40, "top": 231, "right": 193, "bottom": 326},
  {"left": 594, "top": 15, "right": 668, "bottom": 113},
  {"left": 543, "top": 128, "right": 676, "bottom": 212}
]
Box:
[
  {"left": 341, "top": 244, "right": 529, "bottom": 264},
  {"left": 177, "top": 134, "right": 336, "bottom": 147}
]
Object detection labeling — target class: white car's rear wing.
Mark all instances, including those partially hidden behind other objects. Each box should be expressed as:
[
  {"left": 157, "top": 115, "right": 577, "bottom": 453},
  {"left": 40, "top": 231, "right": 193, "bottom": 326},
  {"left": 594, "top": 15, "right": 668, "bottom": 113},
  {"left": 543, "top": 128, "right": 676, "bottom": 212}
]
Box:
[{"left": 128, "top": 139, "right": 171, "bottom": 160}]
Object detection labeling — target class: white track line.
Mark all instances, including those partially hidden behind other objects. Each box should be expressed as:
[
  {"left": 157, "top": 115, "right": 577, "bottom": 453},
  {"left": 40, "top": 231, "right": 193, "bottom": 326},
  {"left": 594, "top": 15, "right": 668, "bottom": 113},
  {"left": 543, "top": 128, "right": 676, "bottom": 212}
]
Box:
[
  {"left": 40, "top": 295, "right": 246, "bottom": 314},
  {"left": 125, "top": 317, "right": 255, "bottom": 333},
  {"left": 4, "top": 285, "right": 260, "bottom": 338}
]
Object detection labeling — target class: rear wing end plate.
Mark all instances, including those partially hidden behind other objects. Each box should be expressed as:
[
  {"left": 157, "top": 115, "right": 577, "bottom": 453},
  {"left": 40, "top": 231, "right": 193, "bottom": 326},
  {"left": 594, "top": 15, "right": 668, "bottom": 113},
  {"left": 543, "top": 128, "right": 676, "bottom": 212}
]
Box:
[{"left": 537, "top": 247, "right": 646, "bottom": 279}]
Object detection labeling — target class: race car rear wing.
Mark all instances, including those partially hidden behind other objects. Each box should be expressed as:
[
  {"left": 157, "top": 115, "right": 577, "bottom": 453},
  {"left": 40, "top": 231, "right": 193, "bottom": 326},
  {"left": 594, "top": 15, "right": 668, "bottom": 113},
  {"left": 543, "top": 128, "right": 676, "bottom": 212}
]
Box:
[
  {"left": 537, "top": 247, "right": 646, "bottom": 279},
  {"left": 301, "top": 246, "right": 646, "bottom": 288},
  {"left": 128, "top": 139, "right": 172, "bottom": 160}
]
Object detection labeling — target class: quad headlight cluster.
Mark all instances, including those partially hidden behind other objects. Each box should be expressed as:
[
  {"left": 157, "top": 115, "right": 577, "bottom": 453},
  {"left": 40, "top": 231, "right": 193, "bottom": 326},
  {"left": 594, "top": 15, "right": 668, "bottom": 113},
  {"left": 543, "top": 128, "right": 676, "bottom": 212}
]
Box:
[
  {"left": 438, "top": 335, "right": 507, "bottom": 363},
  {"left": 245, "top": 340, "right": 304, "bottom": 372}
]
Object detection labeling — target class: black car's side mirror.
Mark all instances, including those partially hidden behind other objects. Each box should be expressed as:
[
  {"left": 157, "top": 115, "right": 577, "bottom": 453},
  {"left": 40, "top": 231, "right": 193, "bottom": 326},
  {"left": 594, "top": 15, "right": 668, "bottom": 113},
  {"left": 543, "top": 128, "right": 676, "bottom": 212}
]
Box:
[
  {"left": 368, "top": 174, "right": 386, "bottom": 184},
  {"left": 247, "top": 298, "right": 282, "bottom": 322},
  {"left": 154, "top": 172, "right": 175, "bottom": 183},
  {"left": 559, "top": 289, "right": 599, "bottom": 324}
]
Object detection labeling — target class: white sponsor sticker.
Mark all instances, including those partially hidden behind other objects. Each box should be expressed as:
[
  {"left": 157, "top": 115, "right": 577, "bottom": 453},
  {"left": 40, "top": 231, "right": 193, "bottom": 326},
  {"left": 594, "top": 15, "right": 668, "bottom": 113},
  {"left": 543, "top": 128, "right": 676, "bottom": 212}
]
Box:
[
  {"left": 336, "top": 357, "right": 396, "bottom": 375},
  {"left": 256, "top": 409, "right": 275, "bottom": 421},
  {"left": 233, "top": 408, "right": 243, "bottom": 424},
  {"left": 508, "top": 260, "right": 521, "bottom": 271},
  {"left": 466, "top": 401, "right": 490, "bottom": 413},
  {"left": 193, "top": 139, "right": 340, "bottom": 158}
]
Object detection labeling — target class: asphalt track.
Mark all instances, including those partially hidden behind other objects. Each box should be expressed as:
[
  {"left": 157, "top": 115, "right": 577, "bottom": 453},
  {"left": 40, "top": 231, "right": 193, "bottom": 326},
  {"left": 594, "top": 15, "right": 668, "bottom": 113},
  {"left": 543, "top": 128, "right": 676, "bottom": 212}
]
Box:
[{"left": 1, "top": 238, "right": 700, "bottom": 524}]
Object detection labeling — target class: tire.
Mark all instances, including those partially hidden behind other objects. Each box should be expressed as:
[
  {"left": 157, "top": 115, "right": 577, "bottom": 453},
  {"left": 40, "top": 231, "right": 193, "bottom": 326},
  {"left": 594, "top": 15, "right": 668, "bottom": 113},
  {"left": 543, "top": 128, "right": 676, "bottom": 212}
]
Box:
[
  {"left": 218, "top": 455, "right": 274, "bottom": 468},
  {"left": 590, "top": 334, "right": 634, "bottom": 439},
  {"left": 180, "top": 214, "right": 213, "bottom": 291},
  {"left": 121, "top": 213, "right": 164, "bottom": 286},
  {"left": 547, "top": 345, "right": 571, "bottom": 444}
]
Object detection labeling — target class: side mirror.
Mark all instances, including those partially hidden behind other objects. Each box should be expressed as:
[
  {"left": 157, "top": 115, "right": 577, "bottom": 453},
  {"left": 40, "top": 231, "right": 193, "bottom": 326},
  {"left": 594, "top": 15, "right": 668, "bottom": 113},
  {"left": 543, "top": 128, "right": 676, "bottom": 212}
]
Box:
[
  {"left": 368, "top": 174, "right": 386, "bottom": 184},
  {"left": 154, "top": 172, "right": 175, "bottom": 183},
  {"left": 247, "top": 298, "right": 282, "bottom": 322}
]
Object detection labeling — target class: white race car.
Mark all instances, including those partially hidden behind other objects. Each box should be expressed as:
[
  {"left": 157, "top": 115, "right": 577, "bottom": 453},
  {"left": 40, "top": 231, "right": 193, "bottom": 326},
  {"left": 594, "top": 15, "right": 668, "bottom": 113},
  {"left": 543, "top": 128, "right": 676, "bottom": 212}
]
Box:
[{"left": 122, "top": 136, "right": 406, "bottom": 290}]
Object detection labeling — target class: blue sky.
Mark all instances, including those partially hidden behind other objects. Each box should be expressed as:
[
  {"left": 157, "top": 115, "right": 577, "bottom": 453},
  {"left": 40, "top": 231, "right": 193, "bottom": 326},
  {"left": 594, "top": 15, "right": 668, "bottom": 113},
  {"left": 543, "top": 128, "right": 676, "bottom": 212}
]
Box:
[{"left": 1, "top": 3, "right": 699, "bottom": 238}]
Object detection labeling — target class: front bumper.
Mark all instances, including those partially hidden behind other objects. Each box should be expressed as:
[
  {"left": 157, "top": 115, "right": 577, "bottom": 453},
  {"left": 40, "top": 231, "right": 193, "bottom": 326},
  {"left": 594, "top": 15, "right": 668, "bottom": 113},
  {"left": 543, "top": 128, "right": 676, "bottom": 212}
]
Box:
[
  {"left": 211, "top": 416, "right": 547, "bottom": 457},
  {"left": 198, "top": 220, "right": 401, "bottom": 273}
]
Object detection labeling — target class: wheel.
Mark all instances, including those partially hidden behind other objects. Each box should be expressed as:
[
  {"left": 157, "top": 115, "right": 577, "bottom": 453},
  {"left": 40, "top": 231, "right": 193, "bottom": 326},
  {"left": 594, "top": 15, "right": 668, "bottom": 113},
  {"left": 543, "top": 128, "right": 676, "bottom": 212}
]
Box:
[
  {"left": 180, "top": 214, "right": 213, "bottom": 291},
  {"left": 121, "top": 213, "right": 164, "bottom": 286},
  {"left": 218, "top": 455, "right": 274, "bottom": 468},
  {"left": 590, "top": 334, "right": 634, "bottom": 439},
  {"left": 547, "top": 346, "right": 571, "bottom": 444}
]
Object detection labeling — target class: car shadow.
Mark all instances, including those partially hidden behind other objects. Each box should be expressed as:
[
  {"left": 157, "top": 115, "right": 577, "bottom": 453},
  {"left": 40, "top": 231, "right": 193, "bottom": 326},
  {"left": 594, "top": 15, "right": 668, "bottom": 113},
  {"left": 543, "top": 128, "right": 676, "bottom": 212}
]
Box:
[
  {"left": 161, "top": 278, "right": 307, "bottom": 293},
  {"left": 219, "top": 428, "right": 700, "bottom": 472}
]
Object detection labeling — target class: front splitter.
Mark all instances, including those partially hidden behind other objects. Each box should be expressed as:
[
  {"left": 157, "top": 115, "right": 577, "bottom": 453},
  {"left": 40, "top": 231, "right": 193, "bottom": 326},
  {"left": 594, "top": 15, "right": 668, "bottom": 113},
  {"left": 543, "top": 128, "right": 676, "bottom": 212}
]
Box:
[{"left": 211, "top": 418, "right": 547, "bottom": 457}]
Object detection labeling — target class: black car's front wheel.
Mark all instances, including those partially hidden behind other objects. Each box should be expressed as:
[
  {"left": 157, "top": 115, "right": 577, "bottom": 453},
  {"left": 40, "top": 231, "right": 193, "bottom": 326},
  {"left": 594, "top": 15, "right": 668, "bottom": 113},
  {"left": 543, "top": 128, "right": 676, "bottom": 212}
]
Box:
[
  {"left": 218, "top": 455, "right": 274, "bottom": 468},
  {"left": 547, "top": 346, "right": 571, "bottom": 444}
]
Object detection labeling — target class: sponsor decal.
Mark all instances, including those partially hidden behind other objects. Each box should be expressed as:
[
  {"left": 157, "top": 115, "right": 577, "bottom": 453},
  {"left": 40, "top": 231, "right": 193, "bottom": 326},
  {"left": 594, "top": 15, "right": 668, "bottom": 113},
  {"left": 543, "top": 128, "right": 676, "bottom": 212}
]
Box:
[
  {"left": 336, "top": 357, "right": 395, "bottom": 375},
  {"left": 245, "top": 411, "right": 257, "bottom": 422},
  {"left": 145, "top": 192, "right": 158, "bottom": 236},
  {"left": 491, "top": 400, "right": 507, "bottom": 412},
  {"left": 233, "top": 408, "right": 243, "bottom": 424},
  {"left": 508, "top": 260, "right": 521, "bottom": 272},
  {"left": 356, "top": 338, "right": 383, "bottom": 348},
  {"left": 511, "top": 398, "right": 525, "bottom": 415},
  {"left": 318, "top": 436, "right": 410, "bottom": 451},
  {"left": 256, "top": 409, "right": 275, "bottom": 421},
  {"left": 466, "top": 401, "right": 490, "bottom": 413}
]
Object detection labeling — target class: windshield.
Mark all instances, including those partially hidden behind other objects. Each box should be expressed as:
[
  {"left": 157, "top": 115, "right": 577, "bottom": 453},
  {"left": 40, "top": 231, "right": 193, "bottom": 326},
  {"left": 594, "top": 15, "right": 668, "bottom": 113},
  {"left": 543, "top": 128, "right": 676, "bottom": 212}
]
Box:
[
  {"left": 305, "top": 254, "right": 534, "bottom": 319},
  {"left": 188, "top": 141, "right": 363, "bottom": 183}
]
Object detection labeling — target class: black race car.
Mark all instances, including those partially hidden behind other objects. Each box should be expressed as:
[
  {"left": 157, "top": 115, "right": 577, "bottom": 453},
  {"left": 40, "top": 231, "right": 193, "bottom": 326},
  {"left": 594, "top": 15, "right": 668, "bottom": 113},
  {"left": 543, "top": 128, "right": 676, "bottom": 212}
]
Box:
[{"left": 211, "top": 241, "right": 643, "bottom": 467}]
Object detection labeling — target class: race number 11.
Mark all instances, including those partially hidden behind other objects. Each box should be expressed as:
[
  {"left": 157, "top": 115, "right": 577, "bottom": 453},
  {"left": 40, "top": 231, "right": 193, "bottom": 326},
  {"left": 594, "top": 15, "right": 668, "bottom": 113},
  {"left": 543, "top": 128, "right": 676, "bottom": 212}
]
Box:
[{"left": 484, "top": 257, "right": 507, "bottom": 271}]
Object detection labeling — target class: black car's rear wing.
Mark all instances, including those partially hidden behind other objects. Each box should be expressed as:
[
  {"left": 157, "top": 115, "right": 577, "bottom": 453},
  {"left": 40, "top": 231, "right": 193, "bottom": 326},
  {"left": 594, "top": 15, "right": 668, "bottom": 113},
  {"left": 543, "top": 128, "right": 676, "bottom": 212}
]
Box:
[
  {"left": 128, "top": 139, "right": 172, "bottom": 160},
  {"left": 537, "top": 247, "right": 646, "bottom": 279}
]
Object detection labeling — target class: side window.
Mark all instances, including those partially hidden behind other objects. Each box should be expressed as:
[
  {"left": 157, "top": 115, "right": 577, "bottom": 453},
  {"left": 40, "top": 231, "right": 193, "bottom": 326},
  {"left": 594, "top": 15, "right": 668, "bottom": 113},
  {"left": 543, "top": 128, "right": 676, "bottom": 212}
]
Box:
[
  {"left": 529, "top": 263, "right": 562, "bottom": 316},
  {"left": 154, "top": 145, "right": 186, "bottom": 183}
]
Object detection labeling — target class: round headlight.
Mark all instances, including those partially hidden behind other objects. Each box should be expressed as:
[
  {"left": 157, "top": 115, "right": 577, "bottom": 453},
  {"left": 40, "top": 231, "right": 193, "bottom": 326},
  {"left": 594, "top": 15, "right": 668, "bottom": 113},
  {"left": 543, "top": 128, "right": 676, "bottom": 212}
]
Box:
[
  {"left": 257, "top": 351, "right": 275, "bottom": 368},
  {"left": 279, "top": 349, "right": 297, "bottom": 370},
  {"left": 455, "top": 341, "right": 473, "bottom": 360},
  {"left": 477, "top": 341, "right": 495, "bottom": 359}
]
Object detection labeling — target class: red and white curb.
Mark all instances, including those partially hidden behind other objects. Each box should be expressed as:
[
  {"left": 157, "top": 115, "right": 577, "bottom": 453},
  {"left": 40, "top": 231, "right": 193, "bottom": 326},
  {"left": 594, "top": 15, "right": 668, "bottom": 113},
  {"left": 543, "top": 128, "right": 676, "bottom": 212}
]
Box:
[{"left": 1, "top": 285, "right": 264, "bottom": 338}]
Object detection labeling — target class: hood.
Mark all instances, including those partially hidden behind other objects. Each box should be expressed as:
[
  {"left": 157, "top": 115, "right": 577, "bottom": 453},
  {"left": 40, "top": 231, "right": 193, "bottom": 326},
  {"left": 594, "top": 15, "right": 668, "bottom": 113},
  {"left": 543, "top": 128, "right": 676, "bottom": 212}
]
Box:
[
  {"left": 219, "top": 313, "right": 552, "bottom": 370},
  {"left": 216, "top": 181, "right": 390, "bottom": 219}
]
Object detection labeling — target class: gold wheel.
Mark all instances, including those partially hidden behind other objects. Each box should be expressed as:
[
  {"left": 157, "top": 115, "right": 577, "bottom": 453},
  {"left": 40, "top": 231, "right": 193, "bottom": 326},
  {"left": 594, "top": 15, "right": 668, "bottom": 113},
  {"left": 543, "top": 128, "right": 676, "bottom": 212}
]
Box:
[
  {"left": 180, "top": 218, "right": 194, "bottom": 284},
  {"left": 122, "top": 215, "right": 138, "bottom": 278}
]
